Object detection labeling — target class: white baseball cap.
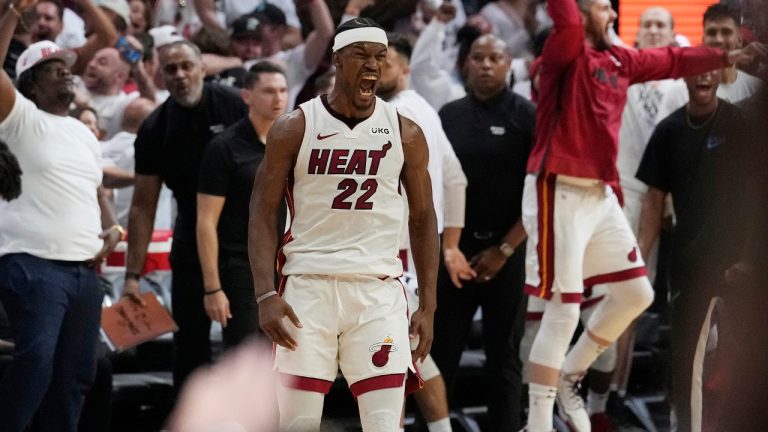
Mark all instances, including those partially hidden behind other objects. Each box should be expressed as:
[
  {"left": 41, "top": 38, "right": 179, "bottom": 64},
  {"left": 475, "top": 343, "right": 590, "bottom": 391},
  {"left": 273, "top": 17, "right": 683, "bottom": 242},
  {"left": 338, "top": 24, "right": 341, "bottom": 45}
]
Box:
[
  {"left": 96, "top": 0, "right": 131, "bottom": 28},
  {"left": 16, "top": 40, "right": 77, "bottom": 77},
  {"left": 149, "top": 25, "right": 184, "bottom": 48}
]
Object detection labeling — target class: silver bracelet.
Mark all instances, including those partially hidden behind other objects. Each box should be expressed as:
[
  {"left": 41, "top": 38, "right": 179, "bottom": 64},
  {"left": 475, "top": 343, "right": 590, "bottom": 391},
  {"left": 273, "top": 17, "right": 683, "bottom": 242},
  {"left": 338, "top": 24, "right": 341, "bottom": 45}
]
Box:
[{"left": 256, "top": 291, "right": 278, "bottom": 304}]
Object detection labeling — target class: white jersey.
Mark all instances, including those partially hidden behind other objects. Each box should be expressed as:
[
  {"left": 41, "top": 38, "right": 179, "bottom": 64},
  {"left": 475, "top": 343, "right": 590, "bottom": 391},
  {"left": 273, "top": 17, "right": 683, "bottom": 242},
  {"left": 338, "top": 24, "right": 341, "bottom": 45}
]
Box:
[
  {"left": 390, "top": 89, "right": 467, "bottom": 252},
  {"left": 280, "top": 97, "right": 405, "bottom": 277},
  {"left": 391, "top": 90, "right": 447, "bottom": 234},
  {"left": 617, "top": 79, "right": 684, "bottom": 194}
]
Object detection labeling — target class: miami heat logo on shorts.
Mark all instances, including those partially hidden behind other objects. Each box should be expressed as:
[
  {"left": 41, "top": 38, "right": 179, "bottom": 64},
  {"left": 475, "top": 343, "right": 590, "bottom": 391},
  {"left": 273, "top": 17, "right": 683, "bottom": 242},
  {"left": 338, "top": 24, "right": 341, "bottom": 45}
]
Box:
[
  {"left": 627, "top": 246, "right": 638, "bottom": 263},
  {"left": 369, "top": 337, "right": 399, "bottom": 367}
]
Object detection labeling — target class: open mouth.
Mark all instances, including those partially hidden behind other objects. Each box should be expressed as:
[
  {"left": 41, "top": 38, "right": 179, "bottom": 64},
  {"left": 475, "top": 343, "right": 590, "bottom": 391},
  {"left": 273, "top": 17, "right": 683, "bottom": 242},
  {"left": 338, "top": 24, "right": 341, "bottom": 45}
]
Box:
[{"left": 359, "top": 74, "right": 377, "bottom": 97}]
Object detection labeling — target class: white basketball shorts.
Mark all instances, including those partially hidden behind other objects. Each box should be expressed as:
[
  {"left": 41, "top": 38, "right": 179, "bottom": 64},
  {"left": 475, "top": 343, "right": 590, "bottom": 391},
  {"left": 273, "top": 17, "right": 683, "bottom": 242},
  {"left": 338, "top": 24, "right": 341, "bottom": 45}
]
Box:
[
  {"left": 274, "top": 274, "right": 422, "bottom": 397},
  {"left": 522, "top": 174, "right": 647, "bottom": 303}
]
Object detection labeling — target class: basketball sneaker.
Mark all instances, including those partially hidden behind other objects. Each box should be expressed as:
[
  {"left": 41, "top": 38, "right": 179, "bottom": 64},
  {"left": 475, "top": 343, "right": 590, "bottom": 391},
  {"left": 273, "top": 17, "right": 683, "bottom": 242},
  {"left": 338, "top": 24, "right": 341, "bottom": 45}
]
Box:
[{"left": 556, "top": 372, "right": 591, "bottom": 432}]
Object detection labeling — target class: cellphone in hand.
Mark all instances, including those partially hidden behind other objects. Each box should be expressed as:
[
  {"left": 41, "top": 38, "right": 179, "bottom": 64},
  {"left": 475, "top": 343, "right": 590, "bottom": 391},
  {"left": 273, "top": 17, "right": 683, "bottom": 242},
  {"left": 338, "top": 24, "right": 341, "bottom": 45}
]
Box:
[{"left": 116, "top": 36, "right": 143, "bottom": 65}]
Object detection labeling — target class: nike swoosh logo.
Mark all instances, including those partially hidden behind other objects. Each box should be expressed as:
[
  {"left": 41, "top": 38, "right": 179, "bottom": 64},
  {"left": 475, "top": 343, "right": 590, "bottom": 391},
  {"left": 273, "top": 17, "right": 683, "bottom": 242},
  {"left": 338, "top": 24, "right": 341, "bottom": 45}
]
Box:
[{"left": 317, "top": 132, "right": 339, "bottom": 140}]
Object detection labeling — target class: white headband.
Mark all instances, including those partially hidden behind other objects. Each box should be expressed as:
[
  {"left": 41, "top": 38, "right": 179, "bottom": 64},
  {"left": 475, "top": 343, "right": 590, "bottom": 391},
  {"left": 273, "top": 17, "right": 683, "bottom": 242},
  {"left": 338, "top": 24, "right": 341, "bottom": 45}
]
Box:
[{"left": 332, "top": 27, "right": 388, "bottom": 52}]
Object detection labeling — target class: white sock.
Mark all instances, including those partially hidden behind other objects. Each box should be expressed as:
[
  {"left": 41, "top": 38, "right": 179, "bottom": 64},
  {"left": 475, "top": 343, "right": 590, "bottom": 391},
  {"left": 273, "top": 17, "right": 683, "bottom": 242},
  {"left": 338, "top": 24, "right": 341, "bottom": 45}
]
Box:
[
  {"left": 427, "top": 417, "right": 452, "bottom": 432},
  {"left": 562, "top": 332, "right": 608, "bottom": 375},
  {"left": 587, "top": 389, "right": 610, "bottom": 415},
  {"left": 528, "top": 383, "right": 556, "bottom": 431}
]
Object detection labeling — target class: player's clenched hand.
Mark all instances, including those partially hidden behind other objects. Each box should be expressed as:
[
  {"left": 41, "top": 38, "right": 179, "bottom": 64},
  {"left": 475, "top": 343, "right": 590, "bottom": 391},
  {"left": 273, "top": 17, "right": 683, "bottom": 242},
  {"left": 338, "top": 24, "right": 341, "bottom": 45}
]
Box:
[
  {"left": 443, "top": 247, "right": 476, "bottom": 288},
  {"left": 409, "top": 308, "right": 434, "bottom": 363},
  {"left": 259, "top": 295, "right": 302, "bottom": 350},
  {"left": 469, "top": 246, "right": 507, "bottom": 283},
  {"left": 729, "top": 42, "right": 768, "bottom": 71}
]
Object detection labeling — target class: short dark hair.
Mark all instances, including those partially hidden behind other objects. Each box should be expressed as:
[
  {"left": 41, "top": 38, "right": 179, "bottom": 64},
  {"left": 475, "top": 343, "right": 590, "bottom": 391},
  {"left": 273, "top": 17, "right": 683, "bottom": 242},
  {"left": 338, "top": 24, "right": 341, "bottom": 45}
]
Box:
[
  {"left": 0, "top": 139, "right": 22, "bottom": 202},
  {"left": 244, "top": 60, "right": 286, "bottom": 88},
  {"left": 314, "top": 67, "right": 335, "bottom": 93},
  {"left": 335, "top": 17, "right": 384, "bottom": 36},
  {"left": 386, "top": 33, "right": 412, "bottom": 62},
  {"left": 703, "top": 4, "right": 741, "bottom": 26},
  {"left": 191, "top": 26, "right": 231, "bottom": 56},
  {"left": 134, "top": 31, "right": 155, "bottom": 61},
  {"left": 576, "top": 0, "right": 592, "bottom": 13},
  {"left": 38, "top": 0, "right": 64, "bottom": 20}
]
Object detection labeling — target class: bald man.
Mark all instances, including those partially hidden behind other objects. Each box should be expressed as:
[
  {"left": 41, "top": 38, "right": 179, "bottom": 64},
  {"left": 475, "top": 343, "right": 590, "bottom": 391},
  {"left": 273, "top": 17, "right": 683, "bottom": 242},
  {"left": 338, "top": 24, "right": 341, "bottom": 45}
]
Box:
[
  {"left": 433, "top": 33, "right": 535, "bottom": 432},
  {"left": 100, "top": 97, "right": 173, "bottom": 229}
]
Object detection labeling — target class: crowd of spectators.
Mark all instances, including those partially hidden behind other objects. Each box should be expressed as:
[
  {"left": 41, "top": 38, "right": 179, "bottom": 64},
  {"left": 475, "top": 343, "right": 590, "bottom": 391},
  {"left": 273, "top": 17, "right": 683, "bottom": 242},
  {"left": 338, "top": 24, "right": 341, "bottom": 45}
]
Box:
[{"left": 0, "top": 0, "right": 766, "bottom": 431}]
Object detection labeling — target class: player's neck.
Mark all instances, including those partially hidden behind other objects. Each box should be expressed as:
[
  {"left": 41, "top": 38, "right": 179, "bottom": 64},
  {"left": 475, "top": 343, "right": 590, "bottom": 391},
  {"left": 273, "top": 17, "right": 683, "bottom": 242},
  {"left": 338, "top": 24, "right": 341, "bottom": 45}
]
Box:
[
  {"left": 326, "top": 91, "right": 375, "bottom": 119},
  {"left": 249, "top": 111, "right": 274, "bottom": 143}
]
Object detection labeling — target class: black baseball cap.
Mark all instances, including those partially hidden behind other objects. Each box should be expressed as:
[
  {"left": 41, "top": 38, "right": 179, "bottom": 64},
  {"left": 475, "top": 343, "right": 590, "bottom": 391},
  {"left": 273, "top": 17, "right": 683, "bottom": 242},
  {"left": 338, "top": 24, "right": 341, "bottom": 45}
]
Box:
[
  {"left": 252, "top": 3, "right": 287, "bottom": 27},
  {"left": 231, "top": 14, "right": 264, "bottom": 40}
]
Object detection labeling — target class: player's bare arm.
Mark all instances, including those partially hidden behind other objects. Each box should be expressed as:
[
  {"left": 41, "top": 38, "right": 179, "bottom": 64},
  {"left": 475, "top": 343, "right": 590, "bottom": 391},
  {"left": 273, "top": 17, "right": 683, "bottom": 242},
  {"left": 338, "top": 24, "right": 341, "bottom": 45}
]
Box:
[
  {"left": 441, "top": 143, "right": 475, "bottom": 287},
  {"left": 249, "top": 109, "right": 304, "bottom": 350},
  {"left": 122, "top": 174, "right": 163, "bottom": 306},
  {"left": 197, "top": 193, "right": 232, "bottom": 327},
  {"left": 0, "top": 0, "right": 27, "bottom": 122},
  {"left": 637, "top": 187, "right": 666, "bottom": 262},
  {"left": 399, "top": 114, "right": 439, "bottom": 363}
]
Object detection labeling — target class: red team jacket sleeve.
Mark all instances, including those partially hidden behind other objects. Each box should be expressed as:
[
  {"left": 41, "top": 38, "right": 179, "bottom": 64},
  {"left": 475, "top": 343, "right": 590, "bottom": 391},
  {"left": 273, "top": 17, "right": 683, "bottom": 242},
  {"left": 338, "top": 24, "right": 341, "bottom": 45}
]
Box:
[
  {"left": 541, "top": 0, "right": 585, "bottom": 70},
  {"left": 624, "top": 46, "right": 727, "bottom": 85}
]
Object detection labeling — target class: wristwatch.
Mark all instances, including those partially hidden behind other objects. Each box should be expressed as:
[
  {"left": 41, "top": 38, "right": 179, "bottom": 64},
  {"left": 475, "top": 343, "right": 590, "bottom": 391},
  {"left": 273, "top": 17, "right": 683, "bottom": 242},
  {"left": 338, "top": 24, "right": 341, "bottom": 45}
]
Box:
[{"left": 499, "top": 242, "right": 514, "bottom": 258}]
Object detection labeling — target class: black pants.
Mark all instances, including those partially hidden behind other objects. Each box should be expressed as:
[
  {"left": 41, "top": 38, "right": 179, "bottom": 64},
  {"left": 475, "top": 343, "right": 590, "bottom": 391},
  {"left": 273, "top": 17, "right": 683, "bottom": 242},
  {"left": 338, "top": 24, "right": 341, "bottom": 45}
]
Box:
[
  {"left": 170, "top": 259, "right": 210, "bottom": 391},
  {"left": 431, "top": 245, "right": 527, "bottom": 431},
  {"left": 219, "top": 252, "right": 261, "bottom": 349},
  {"left": 669, "top": 269, "right": 723, "bottom": 432},
  {"left": 170, "top": 255, "right": 262, "bottom": 390}
]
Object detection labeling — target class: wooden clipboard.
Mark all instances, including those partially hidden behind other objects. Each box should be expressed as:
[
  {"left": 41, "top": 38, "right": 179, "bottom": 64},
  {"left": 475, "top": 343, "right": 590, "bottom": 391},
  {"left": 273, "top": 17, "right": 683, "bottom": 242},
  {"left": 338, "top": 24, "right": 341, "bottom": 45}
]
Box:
[{"left": 100, "top": 292, "right": 177, "bottom": 352}]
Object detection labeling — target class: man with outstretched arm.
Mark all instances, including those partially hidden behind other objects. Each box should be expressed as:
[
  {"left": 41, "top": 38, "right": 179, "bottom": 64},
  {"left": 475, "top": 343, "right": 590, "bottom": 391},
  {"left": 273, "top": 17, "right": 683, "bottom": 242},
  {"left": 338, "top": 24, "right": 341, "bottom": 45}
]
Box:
[{"left": 522, "top": 0, "right": 765, "bottom": 431}]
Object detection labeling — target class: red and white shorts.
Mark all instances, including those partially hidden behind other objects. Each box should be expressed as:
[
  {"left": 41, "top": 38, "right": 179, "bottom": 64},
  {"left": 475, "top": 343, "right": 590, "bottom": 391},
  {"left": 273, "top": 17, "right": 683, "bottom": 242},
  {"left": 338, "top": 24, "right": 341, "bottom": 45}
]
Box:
[
  {"left": 522, "top": 174, "right": 647, "bottom": 303},
  {"left": 275, "top": 274, "right": 421, "bottom": 397}
]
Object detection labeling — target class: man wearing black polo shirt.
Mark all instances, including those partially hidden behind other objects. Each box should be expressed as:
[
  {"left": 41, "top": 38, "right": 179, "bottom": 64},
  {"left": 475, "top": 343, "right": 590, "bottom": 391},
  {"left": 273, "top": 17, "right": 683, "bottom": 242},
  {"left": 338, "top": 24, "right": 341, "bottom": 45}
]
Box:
[
  {"left": 636, "top": 69, "right": 751, "bottom": 430},
  {"left": 432, "top": 34, "right": 534, "bottom": 431},
  {"left": 121, "top": 40, "right": 247, "bottom": 390},
  {"left": 196, "top": 61, "right": 287, "bottom": 349}
]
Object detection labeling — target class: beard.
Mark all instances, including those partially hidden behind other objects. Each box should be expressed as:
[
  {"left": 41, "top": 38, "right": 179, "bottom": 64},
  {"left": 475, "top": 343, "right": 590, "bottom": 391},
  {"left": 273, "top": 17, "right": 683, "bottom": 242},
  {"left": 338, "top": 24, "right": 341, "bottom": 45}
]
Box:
[
  {"left": 585, "top": 16, "right": 612, "bottom": 50},
  {"left": 56, "top": 87, "right": 75, "bottom": 106},
  {"left": 375, "top": 79, "right": 397, "bottom": 100}
]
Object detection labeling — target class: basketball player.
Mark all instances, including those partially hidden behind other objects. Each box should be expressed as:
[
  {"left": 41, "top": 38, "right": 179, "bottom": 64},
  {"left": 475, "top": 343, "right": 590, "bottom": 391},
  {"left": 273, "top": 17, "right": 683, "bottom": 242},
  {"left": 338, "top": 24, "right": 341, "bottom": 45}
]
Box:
[
  {"left": 248, "top": 18, "right": 439, "bottom": 432},
  {"left": 522, "top": 0, "right": 764, "bottom": 431}
]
